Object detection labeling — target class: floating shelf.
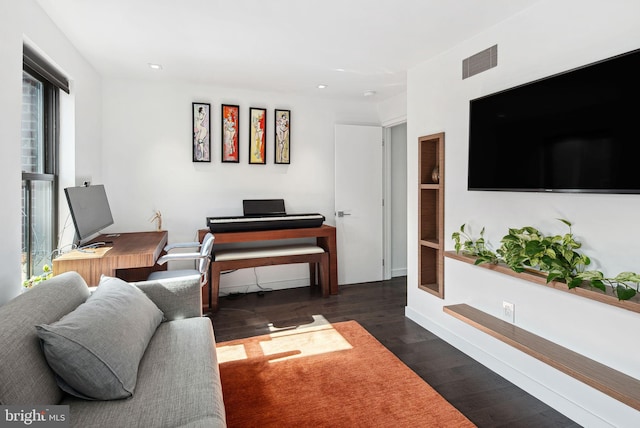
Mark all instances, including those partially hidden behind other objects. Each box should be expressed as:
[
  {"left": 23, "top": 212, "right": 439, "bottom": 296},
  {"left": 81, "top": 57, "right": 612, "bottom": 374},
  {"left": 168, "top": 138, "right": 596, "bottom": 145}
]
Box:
[
  {"left": 420, "top": 184, "right": 440, "bottom": 190},
  {"left": 419, "top": 239, "right": 439, "bottom": 249},
  {"left": 444, "top": 303, "right": 640, "bottom": 412},
  {"left": 444, "top": 251, "right": 640, "bottom": 314}
]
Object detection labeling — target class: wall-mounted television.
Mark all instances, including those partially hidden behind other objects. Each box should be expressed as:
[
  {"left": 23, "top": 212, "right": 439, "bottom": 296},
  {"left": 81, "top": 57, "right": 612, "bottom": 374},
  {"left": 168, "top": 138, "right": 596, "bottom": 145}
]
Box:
[
  {"left": 468, "top": 48, "right": 640, "bottom": 194},
  {"left": 65, "top": 184, "right": 114, "bottom": 246}
]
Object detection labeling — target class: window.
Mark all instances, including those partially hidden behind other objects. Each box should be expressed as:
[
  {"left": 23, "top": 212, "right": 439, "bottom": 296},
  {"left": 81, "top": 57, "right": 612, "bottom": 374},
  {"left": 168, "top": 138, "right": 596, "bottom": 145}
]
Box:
[{"left": 21, "top": 45, "right": 68, "bottom": 282}]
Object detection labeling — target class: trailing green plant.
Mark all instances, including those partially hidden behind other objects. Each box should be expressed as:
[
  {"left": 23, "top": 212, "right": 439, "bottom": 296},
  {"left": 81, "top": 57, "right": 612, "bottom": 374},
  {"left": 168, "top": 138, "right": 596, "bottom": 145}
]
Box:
[
  {"left": 451, "top": 224, "right": 499, "bottom": 265},
  {"left": 451, "top": 219, "right": 640, "bottom": 301},
  {"left": 577, "top": 270, "right": 640, "bottom": 301},
  {"left": 496, "top": 219, "right": 590, "bottom": 288},
  {"left": 22, "top": 264, "right": 53, "bottom": 289}
]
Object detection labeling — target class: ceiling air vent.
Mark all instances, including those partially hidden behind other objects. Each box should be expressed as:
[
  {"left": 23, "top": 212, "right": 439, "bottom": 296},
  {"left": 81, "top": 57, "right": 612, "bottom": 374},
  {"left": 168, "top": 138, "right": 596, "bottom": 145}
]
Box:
[{"left": 463, "top": 45, "right": 498, "bottom": 79}]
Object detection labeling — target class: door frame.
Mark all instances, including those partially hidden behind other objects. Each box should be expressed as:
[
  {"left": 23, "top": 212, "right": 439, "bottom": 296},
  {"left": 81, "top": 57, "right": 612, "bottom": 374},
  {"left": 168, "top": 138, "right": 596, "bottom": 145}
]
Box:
[{"left": 382, "top": 117, "right": 407, "bottom": 280}]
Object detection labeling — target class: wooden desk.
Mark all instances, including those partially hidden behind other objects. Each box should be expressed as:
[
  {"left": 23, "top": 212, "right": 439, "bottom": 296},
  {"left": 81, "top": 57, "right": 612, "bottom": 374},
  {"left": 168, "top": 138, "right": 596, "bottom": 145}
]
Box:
[
  {"left": 198, "top": 225, "right": 338, "bottom": 307},
  {"left": 52, "top": 231, "right": 168, "bottom": 286}
]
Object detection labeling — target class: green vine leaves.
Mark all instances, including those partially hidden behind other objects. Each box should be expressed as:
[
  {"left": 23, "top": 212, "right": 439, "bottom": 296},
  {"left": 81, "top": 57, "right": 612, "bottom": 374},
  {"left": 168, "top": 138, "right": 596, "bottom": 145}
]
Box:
[
  {"left": 452, "top": 224, "right": 499, "bottom": 265},
  {"left": 452, "top": 219, "right": 639, "bottom": 301}
]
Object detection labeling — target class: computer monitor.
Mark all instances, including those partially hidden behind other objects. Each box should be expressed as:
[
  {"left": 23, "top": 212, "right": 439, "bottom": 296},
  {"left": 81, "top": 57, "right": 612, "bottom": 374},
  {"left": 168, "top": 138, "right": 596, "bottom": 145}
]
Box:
[{"left": 64, "top": 184, "right": 114, "bottom": 246}]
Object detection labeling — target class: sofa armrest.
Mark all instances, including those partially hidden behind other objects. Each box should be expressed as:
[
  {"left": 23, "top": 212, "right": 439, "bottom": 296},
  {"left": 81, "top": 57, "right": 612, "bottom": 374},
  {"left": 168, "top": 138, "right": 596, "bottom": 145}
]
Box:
[{"left": 132, "top": 275, "right": 203, "bottom": 320}]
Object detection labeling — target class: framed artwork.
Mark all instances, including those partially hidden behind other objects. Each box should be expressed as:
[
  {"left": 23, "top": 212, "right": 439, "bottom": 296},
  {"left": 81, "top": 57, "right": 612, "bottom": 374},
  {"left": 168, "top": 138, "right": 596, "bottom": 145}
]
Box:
[
  {"left": 221, "top": 104, "right": 240, "bottom": 163},
  {"left": 192, "top": 102, "right": 211, "bottom": 162},
  {"left": 249, "top": 107, "right": 266, "bottom": 164},
  {"left": 274, "top": 109, "right": 290, "bottom": 164}
]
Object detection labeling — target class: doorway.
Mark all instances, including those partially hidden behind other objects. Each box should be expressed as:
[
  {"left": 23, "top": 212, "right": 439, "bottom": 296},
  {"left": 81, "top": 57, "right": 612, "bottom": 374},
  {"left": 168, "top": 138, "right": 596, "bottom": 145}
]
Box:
[
  {"left": 384, "top": 122, "right": 407, "bottom": 280},
  {"left": 333, "top": 122, "right": 407, "bottom": 286},
  {"left": 334, "top": 124, "right": 383, "bottom": 285}
]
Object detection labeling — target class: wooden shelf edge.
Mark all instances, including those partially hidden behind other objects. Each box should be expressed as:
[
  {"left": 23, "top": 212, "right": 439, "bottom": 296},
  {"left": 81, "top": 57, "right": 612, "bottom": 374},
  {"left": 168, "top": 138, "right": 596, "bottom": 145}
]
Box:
[
  {"left": 444, "top": 251, "right": 640, "bottom": 314},
  {"left": 420, "top": 239, "right": 440, "bottom": 249},
  {"left": 420, "top": 183, "right": 441, "bottom": 190},
  {"left": 444, "top": 303, "right": 640, "bottom": 412}
]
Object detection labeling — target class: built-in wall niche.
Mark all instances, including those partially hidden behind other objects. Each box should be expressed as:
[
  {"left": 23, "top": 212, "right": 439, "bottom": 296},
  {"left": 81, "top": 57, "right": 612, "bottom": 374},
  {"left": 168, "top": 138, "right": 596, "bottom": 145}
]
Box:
[{"left": 418, "top": 132, "right": 444, "bottom": 298}]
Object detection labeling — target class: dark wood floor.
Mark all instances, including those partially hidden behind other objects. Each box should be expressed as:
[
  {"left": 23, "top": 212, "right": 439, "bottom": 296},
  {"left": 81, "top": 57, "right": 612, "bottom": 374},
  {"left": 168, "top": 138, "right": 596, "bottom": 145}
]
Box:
[{"left": 209, "top": 277, "right": 581, "bottom": 428}]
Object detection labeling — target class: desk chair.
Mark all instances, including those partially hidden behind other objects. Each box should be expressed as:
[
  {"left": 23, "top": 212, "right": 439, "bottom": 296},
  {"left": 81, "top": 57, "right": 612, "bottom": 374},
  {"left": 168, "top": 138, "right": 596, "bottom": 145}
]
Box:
[{"left": 148, "top": 233, "right": 215, "bottom": 286}]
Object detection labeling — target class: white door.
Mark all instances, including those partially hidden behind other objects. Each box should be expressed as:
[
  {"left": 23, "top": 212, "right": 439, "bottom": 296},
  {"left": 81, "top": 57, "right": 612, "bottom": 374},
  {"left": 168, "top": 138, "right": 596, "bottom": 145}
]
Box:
[{"left": 334, "top": 124, "right": 383, "bottom": 285}]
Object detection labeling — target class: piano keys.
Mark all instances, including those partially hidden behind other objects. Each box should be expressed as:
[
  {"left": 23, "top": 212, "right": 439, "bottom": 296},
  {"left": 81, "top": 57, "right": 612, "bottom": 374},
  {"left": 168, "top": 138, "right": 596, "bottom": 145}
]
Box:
[
  {"left": 206, "top": 213, "right": 326, "bottom": 233},
  {"left": 208, "top": 199, "right": 324, "bottom": 232}
]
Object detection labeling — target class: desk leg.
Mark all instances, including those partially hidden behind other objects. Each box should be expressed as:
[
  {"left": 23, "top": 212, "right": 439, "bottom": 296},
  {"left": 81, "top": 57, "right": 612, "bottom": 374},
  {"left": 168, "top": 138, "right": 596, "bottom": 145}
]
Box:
[
  {"left": 201, "top": 264, "right": 212, "bottom": 314},
  {"left": 202, "top": 278, "right": 210, "bottom": 313},
  {"left": 209, "top": 264, "right": 222, "bottom": 312}
]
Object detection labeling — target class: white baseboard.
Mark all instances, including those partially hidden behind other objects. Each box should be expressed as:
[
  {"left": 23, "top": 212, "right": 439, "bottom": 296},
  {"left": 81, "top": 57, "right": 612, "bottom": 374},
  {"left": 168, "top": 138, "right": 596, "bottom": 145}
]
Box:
[{"left": 391, "top": 267, "right": 407, "bottom": 277}]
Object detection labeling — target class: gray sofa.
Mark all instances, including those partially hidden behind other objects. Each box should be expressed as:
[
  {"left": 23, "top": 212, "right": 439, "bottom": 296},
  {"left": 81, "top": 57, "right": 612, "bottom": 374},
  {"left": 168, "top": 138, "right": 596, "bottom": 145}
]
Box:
[{"left": 0, "top": 271, "right": 226, "bottom": 427}]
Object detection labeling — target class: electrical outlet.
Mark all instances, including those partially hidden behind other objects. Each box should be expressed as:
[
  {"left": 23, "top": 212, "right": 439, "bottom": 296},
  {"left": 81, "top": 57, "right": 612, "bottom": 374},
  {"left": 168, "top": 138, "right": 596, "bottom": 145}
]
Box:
[{"left": 502, "top": 301, "right": 515, "bottom": 323}]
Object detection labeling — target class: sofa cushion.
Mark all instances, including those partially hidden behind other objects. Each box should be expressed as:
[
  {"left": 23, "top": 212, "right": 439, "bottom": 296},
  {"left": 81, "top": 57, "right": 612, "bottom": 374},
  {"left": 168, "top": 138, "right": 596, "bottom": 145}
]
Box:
[
  {"left": 36, "top": 276, "right": 163, "bottom": 400},
  {"left": 63, "top": 317, "right": 227, "bottom": 427},
  {"left": 0, "top": 272, "right": 91, "bottom": 405}
]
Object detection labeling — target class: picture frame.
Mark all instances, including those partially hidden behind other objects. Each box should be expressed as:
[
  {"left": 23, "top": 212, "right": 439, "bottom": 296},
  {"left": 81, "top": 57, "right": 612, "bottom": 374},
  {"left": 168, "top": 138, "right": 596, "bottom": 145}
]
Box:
[
  {"left": 221, "top": 104, "right": 240, "bottom": 163},
  {"left": 192, "top": 102, "right": 211, "bottom": 162},
  {"left": 249, "top": 107, "right": 267, "bottom": 164},
  {"left": 274, "top": 109, "right": 290, "bottom": 164}
]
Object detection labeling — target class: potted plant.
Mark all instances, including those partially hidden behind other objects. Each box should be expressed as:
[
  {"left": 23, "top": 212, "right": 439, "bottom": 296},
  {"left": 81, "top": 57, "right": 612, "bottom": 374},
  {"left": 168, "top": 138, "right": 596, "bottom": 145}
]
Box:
[{"left": 22, "top": 264, "right": 53, "bottom": 290}]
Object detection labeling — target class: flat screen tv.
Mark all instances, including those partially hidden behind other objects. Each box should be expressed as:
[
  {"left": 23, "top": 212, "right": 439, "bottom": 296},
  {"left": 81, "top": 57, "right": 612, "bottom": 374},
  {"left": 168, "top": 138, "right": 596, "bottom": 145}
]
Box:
[
  {"left": 65, "top": 184, "right": 114, "bottom": 246},
  {"left": 468, "top": 48, "right": 640, "bottom": 194}
]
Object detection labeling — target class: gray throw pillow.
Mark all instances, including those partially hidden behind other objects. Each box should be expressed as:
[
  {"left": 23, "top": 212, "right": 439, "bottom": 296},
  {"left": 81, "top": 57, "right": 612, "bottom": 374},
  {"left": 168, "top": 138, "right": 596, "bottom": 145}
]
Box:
[{"left": 36, "top": 276, "right": 164, "bottom": 400}]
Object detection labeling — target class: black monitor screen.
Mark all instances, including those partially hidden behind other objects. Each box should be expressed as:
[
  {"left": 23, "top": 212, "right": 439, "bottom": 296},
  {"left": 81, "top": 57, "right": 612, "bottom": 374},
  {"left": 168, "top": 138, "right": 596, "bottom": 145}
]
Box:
[{"left": 65, "top": 185, "right": 114, "bottom": 244}]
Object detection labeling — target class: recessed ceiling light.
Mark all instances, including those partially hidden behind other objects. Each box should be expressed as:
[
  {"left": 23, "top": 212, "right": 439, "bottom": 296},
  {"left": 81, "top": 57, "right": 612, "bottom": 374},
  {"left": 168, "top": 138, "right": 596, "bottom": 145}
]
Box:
[
  {"left": 317, "top": 84, "right": 328, "bottom": 89},
  {"left": 335, "top": 68, "right": 346, "bottom": 72},
  {"left": 363, "top": 90, "right": 377, "bottom": 97},
  {"left": 148, "top": 63, "right": 163, "bottom": 70}
]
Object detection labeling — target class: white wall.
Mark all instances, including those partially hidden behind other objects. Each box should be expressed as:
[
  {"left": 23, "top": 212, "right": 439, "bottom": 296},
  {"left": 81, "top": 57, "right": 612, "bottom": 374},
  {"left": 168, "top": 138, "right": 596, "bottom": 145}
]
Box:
[
  {"left": 0, "top": 0, "right": 102, "bottom": 305},
  {"left": 100, "top": 78, "right": 379, "bottom": 294},
  {"left": 378, "top": 92, "right": 407, "bottom": 127},
  {"left": 406, "top": 0, "right": 640, "bottom": 426},
  {"left": 0, "top": 1, "right": 23, "bottom": 305}
]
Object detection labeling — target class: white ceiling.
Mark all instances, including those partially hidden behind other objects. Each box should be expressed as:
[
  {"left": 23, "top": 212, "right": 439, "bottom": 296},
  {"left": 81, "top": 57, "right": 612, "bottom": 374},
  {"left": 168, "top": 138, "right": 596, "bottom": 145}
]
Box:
[{"left": 36, "top": 0, "right": 541, "bottom": 101}]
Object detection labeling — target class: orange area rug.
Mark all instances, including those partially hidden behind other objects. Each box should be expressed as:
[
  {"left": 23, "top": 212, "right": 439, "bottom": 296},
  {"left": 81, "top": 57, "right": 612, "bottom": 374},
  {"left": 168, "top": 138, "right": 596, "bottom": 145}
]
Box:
[{"left": 216, "top": 319, "right": 475, "bottom": 427}]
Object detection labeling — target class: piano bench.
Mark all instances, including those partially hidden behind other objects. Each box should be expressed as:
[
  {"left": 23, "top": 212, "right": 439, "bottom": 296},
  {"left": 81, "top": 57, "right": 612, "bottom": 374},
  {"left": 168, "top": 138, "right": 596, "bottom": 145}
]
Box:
[{"left": 209, "top": 244, "right": 329, "bottom": 312}]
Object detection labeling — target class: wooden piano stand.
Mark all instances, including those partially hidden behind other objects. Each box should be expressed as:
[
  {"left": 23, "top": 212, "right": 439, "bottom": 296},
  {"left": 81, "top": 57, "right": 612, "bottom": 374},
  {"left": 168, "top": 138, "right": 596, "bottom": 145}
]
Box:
[{"left": 198, "top": 225, "right": 338, "bottom": 312}]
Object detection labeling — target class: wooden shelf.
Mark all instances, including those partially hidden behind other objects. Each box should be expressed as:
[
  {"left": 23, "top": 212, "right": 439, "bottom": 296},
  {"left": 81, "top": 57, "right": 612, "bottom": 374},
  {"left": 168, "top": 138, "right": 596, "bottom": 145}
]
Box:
[
  {"left": 420, "top": 239, "right": 440, "bottom": 249},
  {"left": 419, "top": 283, "right": 441, "bottom": 297},
  {"left": 418, "top": 132, "right": 445, "bottom": 299},
  {"left": 445, "top": 251, "right": 640, "bottom": 314},
  {"left": 444, "top": 303, "right": 640, "bottom": 412},
  {"left": 420, "top": 184, "right": 441, "bottom": 190}
]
